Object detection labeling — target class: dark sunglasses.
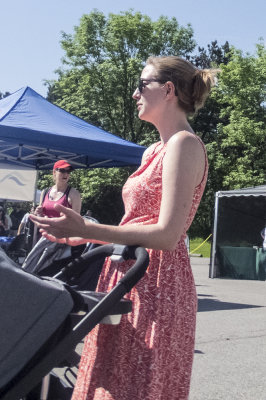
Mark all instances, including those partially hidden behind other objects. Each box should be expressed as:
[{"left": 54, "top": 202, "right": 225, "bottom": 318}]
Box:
[
  {"left": 138, "top": 78, "right": 178, "bottom": 96},
  {"left": 56, "top": 168, "right": 72, "bottom": 174},
  {"left": 137, "top": 78, "right": 165, "bottom": 93}
]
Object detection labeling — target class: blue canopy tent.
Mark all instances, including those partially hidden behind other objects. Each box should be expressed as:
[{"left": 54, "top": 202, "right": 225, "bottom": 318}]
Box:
[{"left": 0, "top": 86, "right": 145, "bottom": 170}]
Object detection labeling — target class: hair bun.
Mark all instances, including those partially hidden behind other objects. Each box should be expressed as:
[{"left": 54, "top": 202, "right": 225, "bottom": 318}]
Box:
[{"left": 193, "top": 68, "right": 220, "bottom": 112}]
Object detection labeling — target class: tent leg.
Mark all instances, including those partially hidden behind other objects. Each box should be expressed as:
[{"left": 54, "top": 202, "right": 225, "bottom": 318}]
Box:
[
  {"left": 32, "top": 170, "right": 39, "bottom": 247},
  {"left": 210, "top": 192, "right": 219, "bottom": 278}
]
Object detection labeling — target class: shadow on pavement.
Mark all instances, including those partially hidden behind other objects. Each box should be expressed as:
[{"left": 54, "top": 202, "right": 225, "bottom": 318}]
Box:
[
  {"left": 194, "top": 349, "right": 204, "bottom": 354},
  {"left": 197, "top": 297, "right": 264, "bottom": 312}
]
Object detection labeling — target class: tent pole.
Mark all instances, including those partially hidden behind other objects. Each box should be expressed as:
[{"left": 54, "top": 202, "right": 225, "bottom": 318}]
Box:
[
  {"left": 33, "top": 169, "right": 39, "bottom": 207},
  {"left": 210, "top": 192, "right": 219, "bottom": 278},
  {"left": 32, "top": 170, "right": 39, "bottom": 247}
]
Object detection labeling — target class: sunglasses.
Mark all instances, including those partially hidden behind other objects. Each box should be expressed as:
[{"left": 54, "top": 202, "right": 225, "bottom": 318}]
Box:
[
  {"left": 56, "top": 168, "right": 72, "bottom": 174},
  {"left": 137, "top": 78, "right": 165, "bottom": 94}
]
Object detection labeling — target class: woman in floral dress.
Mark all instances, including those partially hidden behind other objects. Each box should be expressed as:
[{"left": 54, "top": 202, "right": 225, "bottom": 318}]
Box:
[{"left": 31, "top": 56, "right": 219, "bottom": 400}]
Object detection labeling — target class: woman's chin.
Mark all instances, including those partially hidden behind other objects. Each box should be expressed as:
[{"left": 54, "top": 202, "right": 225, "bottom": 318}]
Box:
[{"left": 138, "top": 111, "right": 146, "bottom": 121}]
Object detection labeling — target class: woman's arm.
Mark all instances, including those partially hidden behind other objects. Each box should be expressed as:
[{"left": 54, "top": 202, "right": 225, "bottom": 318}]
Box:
[
  {"left": 17, "top": 222, "right": 25, "bottom": 235},
  {"left": 68, "top": 188, "right": 82, "bottom": 214},
  {"left": 35, "top": 189, "right": 47, "bottom": 216},
  {"left": 30, "top": 132, "right": 205, "bottom": 250}
]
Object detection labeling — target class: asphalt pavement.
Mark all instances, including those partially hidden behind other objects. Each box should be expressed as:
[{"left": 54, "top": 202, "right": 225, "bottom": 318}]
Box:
[
  {"left": 189, "top": 257, "right": 266, "bottom": 400},
  {"left": 54, "top": 256, "right": 266, "bottom": 400}
]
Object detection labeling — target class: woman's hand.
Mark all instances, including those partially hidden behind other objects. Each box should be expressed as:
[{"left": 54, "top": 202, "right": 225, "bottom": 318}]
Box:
[
  {"left": 30, "top": 204, "right": 88, "bottom": 239},
  {"left": 35, "top": 205, "right": 44, "bottom": 216}
]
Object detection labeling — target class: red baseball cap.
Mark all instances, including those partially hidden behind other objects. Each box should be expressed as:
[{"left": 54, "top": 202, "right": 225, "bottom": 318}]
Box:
[{"left": 53, "top": 160, "right": 73, "bottom": 171}]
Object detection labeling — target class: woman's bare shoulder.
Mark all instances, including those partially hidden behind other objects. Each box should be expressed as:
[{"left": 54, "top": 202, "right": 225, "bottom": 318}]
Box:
[
  {"left": 69, "top": 187, "right": 81, "bottom": 198},
  {"left": 168, "top": 130, "right": 198, "bottom": 143},
  {"left": 167, "top": 131, "right": 203, "bottom": 154}
]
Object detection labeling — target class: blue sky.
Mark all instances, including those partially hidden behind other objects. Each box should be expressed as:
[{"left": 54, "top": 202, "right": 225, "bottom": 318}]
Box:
[{"left": 1, "top": 0, "right": 265, "bottom": 97}]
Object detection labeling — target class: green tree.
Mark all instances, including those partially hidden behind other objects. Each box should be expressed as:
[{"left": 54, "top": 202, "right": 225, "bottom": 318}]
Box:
[
  {"left": 187, "top": 41, "right": 232, "bottom": 238},
  {"left": 211, "top": 43, "right": 266, "bottom": 189},
  {"left": 68, "top": 167, "right": 132, "bottom": 224},
  {"left": 42, "top": 10, "right": 265, "bottom": 237},
  {"left": 46, "top": 9, "right": 196, "bottom": 145},
  {"left": 188, "top": 43, "right": 266, "bottom": 239},
  {"left": 189, "top": 40, "right": 231, "bottom": 143},
  {"left": 44, "top": 9, "right": 197, "bottom": 223}
]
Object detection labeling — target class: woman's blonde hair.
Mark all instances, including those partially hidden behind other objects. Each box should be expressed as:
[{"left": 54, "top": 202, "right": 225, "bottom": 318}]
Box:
[{"left": 146, "top": 56, "right": 219, "bottom": 114}]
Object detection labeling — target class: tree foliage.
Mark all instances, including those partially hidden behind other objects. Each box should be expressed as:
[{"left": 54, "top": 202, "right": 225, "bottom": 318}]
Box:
[
  {"left": 47, "top": 9, "right": 196, "bottom": 145},
  {"left": 45, "top": 9, "right": 197, "bottom": 224},
  {"left": 41, "top": 10, "right": 265, "bottom": 237},
  {"left": 68, "top": 167, "right": 132, "bottom": 224},
  {"left": 212, "top": 43, "right": 266, "bottom": 189},
  {"left": 187, "top": 41, "right": 233, "bottom": 237},
  {"left": 188, "top": 43, "right": 266, "bottom": 238}
]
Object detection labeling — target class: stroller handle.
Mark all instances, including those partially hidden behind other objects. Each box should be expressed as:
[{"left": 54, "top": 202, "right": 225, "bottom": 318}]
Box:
[
  {"left": 57, "top": 244, "right": 149, "bottom": 292},
  {"left": 118, "top": 245, "right": 150, "bottom": 292}
]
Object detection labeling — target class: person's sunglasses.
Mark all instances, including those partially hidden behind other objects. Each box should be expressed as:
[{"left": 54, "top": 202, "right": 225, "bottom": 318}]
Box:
[
  {"left": 137, "top": 79, "right": 165, "bottom": 93},
  {"left": 56, "top": 168, "right": 72, "bottom": 174}
]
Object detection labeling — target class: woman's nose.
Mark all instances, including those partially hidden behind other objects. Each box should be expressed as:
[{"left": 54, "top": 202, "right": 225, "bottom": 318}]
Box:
[{"left": 132, "top": 87, "right": 140, "bottom": 99}]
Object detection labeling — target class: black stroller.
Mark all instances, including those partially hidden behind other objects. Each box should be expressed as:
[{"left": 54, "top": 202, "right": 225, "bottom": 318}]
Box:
[{"left": 0, "top": 243, "right": 149, "bottom": 400}]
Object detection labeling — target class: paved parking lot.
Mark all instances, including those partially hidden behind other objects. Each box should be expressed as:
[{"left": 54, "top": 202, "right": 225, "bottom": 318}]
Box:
[
  {"left": 190, "top": 257, "right": 266, "bottom": 400},
  {"left": 54, "top": 256, "right": 266, "bottom": 399}
]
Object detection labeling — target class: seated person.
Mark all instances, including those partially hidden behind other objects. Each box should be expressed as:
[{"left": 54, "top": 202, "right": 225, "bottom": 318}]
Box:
[{"left": 10, "top": 205, "right": 25, "bottom": 236}]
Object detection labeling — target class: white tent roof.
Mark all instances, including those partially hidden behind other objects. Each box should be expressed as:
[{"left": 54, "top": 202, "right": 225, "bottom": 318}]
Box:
[{"left": 217, "top": 185, "right": 266, "bottom": 198}]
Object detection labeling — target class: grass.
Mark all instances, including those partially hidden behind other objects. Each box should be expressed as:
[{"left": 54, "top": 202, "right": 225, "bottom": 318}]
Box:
[{"left": 189, "top": 237, "right": 211, "bottom": 258}]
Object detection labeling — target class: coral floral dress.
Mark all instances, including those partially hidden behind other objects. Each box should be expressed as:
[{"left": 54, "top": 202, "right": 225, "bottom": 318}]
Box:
[{"left": 71, "top": 138, "right": 208, "bottom": 400}]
